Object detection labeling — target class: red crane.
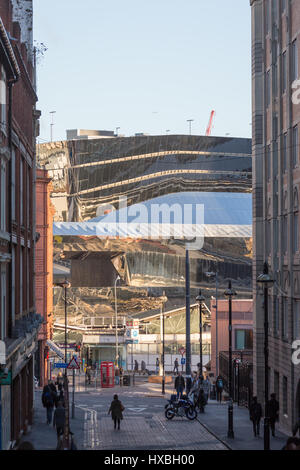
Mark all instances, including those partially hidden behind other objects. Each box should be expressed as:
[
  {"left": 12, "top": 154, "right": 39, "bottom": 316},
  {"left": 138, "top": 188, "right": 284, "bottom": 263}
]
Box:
[{"left": 205, "top": 110, "right": 215, "bottom": 136}]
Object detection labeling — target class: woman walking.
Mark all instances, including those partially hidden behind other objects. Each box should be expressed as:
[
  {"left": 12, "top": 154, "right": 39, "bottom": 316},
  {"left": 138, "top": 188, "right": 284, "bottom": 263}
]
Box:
[{"left": 108, "top": 394, "right": 125, "bottom": 430}]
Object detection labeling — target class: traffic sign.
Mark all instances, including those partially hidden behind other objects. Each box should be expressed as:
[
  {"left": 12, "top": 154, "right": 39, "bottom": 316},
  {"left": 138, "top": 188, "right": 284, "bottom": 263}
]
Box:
[
  {"left": 53, "top": 363, "right": 67, "bottom": 369},
  {"left": 67, "top": 356, "right": 80, "bottom": 370},
  {"left": 179, "top": 347, "right": 186, "bottom": 356},
  {"left": 181, "top": 358, "right": 186, "bottom": 365}
]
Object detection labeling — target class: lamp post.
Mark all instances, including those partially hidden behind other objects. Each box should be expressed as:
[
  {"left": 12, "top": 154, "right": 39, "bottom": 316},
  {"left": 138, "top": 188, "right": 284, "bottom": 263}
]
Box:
[
  {"left": 53, "top": 279, "right": 71, "bottom": 449},
  {"left": 224, "top": 280, "right": 237, "bottom": 439},
  {"left": 160, "top": 292, "right": 168, "bottom": 395},
  {"left": 114, "top": 275, "right": 121, "bottom": 367},
  {"left": 205, "top": 271, "right": 219, "bottom": 376},
  {"left": 196, "top": 290, "right": 205, "bottom": 378},
  {"left": 257, "top": 262, "right": 274, "bottom": 451}
]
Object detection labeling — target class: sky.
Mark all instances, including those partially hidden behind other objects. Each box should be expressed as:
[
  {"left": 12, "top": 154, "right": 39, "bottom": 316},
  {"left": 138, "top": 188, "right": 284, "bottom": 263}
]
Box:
[{"left": 33, "top": 0, "right": 251, "bottom": 143}]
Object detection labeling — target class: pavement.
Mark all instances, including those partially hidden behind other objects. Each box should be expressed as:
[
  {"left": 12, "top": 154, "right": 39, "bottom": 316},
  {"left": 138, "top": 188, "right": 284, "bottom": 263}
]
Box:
[{"left": 19, "top": 373, "right": 290, "bottom": 451}]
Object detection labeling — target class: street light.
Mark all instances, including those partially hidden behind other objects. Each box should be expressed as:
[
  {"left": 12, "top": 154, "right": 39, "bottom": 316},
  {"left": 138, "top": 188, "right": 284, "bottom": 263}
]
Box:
[
  {"left": 160, "top": 292, "right": 168, "bottom": 395},
  {"left": 114, "top": 275, "right": 121, "bottom": 367},
  {"left": 196, "top": 290, "right": 205, "bottom": 378},
  {"left": 224, "top": 280, "right": 237, "bottom": 439},
  {"left": 205, "top": 271, "right": 219, "bottom": 377},
  {"left": 257, "top": 262, "right": 274, "bottom": 451}
]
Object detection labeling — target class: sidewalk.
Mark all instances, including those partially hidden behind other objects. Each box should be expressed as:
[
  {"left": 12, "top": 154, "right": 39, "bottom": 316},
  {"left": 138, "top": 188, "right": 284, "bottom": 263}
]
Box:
[{"left": 198, "top": 400, "right": 289, "bottom": 450}]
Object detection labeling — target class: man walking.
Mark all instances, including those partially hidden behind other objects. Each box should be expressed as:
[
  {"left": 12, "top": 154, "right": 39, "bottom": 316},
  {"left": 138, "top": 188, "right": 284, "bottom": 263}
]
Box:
[
  {"left": 249, "top": 396, "right": 262, "bottom": 437},
  {"left": 108, "top": 394, "right": 125, "bottom": 430},
  {"left": 53, "top": 401, "right": 65, "bottom": 439},
  {"left": 175, "top": 372, "right": 185, "bottom": 399},
  {"left": 267, "top": 393, "right": 279, "bottom": 437},
  {"left": 155, "top": 358, "right": 160, "bottom": 375},
  {"left": 216, "top": 375, "right": 224, "bottom": 403},
  {"left": 202, "top": 376, "right": 211, "bottom": 404},
  {"left": 173, "top": 358, "right": 179, "bottom": 375},
  {"left": 42, "top": 382, "right": 55, "bottom": 425}
]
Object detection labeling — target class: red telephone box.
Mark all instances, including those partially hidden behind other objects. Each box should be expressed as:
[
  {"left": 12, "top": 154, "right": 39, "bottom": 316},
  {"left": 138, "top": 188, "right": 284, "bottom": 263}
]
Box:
[{"left": 100, "top": 361, "right": 114, "bottom": 388}]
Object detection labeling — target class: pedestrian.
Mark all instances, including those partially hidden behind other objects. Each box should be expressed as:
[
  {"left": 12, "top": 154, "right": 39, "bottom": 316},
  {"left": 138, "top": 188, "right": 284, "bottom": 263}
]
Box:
[
  {"left": 42, "top": 382, "right": 56, "bottom": 425},
  {"left": 197, "top": 388, "right": 206, "bottom": 413},
  {"left": 175, "top": 372, "right": 185, "bottom": 400},
  {"left": 282, "top": 437, "right": 300, "bottom": 450},
  {"left": 108, "top": 394, "right": 125, "bottom": 430},
  {"left": 86, "top": 366, "right": 91, "bottom": 384},
  {"left": 173, "top": 358, "right": 179, "bottom": 375},
  {"left": 216, "top": 375, "right": 224, "bottom": 403},
  {"left": 115, "top": 366, "right": 120, "bottom": 385},
  {"left": 53, "top": 401, "right": 66, "bottom": 439},
  {"left": 155, "top": 358, "right": 159, "bottom": 375},
  {"left": 202, "top": 376, "right": 211, "bottom": 404},
  {"left": 249, "top": 396, "right": 263, "bottom": 437},
  {"left": 141, "top": 360, "right": 146, "bottom": 375},
  {"left": 119, "top": 366, "right": 124, "bottom": 386},
  {"left": 134, "top": 360, "right": 139, "bottom": 375},
  {"left": 266, "top": 393, "right": 279, "bottom": 437}
]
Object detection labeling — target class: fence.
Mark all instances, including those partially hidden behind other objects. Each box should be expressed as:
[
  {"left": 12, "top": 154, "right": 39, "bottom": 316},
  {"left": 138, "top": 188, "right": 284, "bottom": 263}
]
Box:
[{"left": 219, "top": 350, "right": 253, "bottom": 408}]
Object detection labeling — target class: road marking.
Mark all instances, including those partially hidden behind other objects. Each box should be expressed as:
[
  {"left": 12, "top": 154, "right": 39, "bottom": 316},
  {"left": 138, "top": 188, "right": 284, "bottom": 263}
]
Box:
[
  {"left": 77, "top": 405, "right": 100, "bottom": 449},
  {"left": 127, "top": 407, "right": 147, "bottom": 413}
]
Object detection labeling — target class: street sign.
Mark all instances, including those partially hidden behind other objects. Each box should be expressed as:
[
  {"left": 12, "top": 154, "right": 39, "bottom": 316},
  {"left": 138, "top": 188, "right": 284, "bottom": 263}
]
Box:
[
  {"left": 126, "top": 320, "right": 139, "bottom": 329},
  {"left": 125, "top": 339, "right": 133, "bottom": 344},
  {"left": 67, "top": 356, "right": 80, "bottom": 370},
  {"left": 53, "top": 363, "right": 67, "bottom": 369},
  {"left": 181, "top": 358, "right": 186, "bottom": 365},
  {"left": 179, "top": 347, "right": 186, "bottom": 356}
]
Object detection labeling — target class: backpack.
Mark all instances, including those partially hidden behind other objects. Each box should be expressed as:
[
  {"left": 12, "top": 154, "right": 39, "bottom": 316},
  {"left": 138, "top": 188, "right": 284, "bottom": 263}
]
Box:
[
  {"left": 43, "top": 389, "right": 54, "bottom": 407},
  {"left": 217, "top": 378, "right": 223, "bottom": 389}
]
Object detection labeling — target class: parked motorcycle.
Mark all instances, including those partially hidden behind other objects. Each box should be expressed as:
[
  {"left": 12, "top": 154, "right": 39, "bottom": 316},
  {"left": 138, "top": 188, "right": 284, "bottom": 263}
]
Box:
[{"left": 165, "top": 396, "right": 197, "bottom": 420}]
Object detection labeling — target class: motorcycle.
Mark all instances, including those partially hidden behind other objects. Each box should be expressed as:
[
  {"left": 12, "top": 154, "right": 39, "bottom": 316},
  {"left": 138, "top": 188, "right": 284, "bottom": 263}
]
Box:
[{"left": 165, "top": 396, "right": 197, "bottom": 420}]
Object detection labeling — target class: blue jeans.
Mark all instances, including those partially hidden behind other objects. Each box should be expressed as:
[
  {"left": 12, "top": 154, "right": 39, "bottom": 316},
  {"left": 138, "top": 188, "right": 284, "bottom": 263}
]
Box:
[
  {"left": 46, "top": 406, "right": 54, "bottom": 424},
  {"left": 176, "top": 387, "right": 184, "bottom": 399},
  {"left": 115, "top": 376, "right": 120, "bottom": 385}
]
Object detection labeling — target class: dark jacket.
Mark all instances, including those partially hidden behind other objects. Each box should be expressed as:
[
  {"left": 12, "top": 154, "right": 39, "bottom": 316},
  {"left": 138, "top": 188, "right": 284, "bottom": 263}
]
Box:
[
  {"left": 42, "top": 385, "right": 55, "bottom": 408},
  {"left": 249, "top": 401, "right": 262, "bottom": 421},
  {"left": 109, "top": 399, "right": 124, "bottom": 420},
  {"left": 53, "top": 407, "right": 65, "bottom": 428},
  {"left": 175, "top": 375, "right": 185, "bottom": 389},
  {"left": 267, "top": 398, "right": 279, "bottom": 420}
]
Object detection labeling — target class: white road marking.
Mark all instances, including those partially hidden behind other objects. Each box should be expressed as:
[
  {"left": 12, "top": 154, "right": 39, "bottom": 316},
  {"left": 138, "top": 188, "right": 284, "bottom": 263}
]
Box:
[{"left": 127, "top": 407, "right": 147, "bottom": 413}]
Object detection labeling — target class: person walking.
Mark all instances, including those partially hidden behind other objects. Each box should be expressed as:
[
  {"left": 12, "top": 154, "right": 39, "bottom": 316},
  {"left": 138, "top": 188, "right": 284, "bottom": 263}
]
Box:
[
  {"left": 155, "top": 358, "right": 160, "bottom": 375},
  {"left": 42, "top": 382, "right": 56, "bottom": 425},
  {"left": 119, "top": 366, "right": 124, "bottom": 387},
  {"left": 115, "top": 366, "right": 120, "bottom": 385},
  {"left": 86, "top": 366, "right": 91, "bottom": 385},
  {"left": 53, "top": 401, "right": 66, "bottom": 439},
  {"left": 141, "top": 360, "right": 146, "bottom": 375},
  {"left": 175, "top": 372, "right": 185, "bottom": 400},
  {"left": 249, "top": 396, "right": 263, "bottom": 437},
  {"left": 202, "top": 376, "right": 211, "bottom": 404},
  {"left": 266, "top": 393, "right": 279, "bottom": 437},
  {"left": 216, "top": 375, "right": 224, "bottom": 403},
  {"left": 108, "top": 394, "right": 125, "bottom": 430},
  {"left": 134, "top": 360, "right": 139, "bottom": 375},
  {"left": 173, "top": 358, "right": 179, "bottom": 375}
]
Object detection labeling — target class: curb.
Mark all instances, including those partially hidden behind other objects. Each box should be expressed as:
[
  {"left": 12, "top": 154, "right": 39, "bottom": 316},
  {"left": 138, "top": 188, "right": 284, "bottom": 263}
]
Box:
[{"left": 196, "top": 417, "right": 233, "bottom": 451}]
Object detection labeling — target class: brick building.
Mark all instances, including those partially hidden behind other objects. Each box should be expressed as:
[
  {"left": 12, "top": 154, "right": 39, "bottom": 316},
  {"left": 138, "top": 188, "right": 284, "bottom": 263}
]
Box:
[
  {"left": 35, "top": 169, "right": 54, "bottom": 388},
  {"left": 251, "top": 0, "right": 300, "bottom": 434},
  {"left": 0, "top": 0, "right": 42, "bottom": 449}
]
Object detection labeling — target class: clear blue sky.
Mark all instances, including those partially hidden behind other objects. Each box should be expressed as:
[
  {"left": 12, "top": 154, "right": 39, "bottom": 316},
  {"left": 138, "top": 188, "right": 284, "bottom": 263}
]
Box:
[{"left": 33, "top": 0, "right": 251, "bottom": 143}]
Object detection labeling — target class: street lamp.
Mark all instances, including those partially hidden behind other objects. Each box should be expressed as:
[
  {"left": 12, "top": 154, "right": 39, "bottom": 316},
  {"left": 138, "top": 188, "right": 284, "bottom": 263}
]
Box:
[
  {"left": 114, "top": 275, "right": 121, "bottom": 367},
  {"left": 257, "top": 262, "right": 274, "bottom": 451},
  {"left": 160, "top": 293, "right": 168, "bottom": 395},
  {"left": 224, "top": 280, "right": 237, "bottom": 439},
  {"left": 205, "top": 271, "right": 219, "bottom": 377},
  {"left": 196, "top": 290, "right": 205, "bottom": 378}
]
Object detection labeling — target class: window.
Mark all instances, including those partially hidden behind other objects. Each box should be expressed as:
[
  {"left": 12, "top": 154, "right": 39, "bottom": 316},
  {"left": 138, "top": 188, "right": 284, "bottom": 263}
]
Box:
[
  {"left": 11, "top": 246, "right": 15, "bottom": 326},
  {"left": 283, "top": 215, "right": 288, "bottom": 253},
  {"left": 20, "top": 248, "right": 23, "bottom": 315},
  {"left": 0, "top": 160, "right": 6, "bottom": 231},
  {"left": 282, "top": 51, "right": 287, "bottom": 93},
  {"left": 235, "top": 329, "right": 253, "bottom": 350},
  {"left": 11, "top": 149, "right": 15, "bottom": 221},
  {"left": 283, "top": 376, "right": 288, "bottom": 415},
  {"left": 293, "top": 299, "right": 300, "bottom": 340},
  {"left": 274, "top": 296, "right": 279, "bottom": 333},
  {"left": 0, "top": 66, "right": 6, "bottom": 131},
  {"left": 20, "top": 158, "right": 23, "bottom": 226},
  {"left": 282, "top": 297, "right": 288, "bottom": 338},
  {"left": 1, "top": 263, "right": 6, "bottom": 340},
  {"left": 281, "top": 0, "right": 286, "bottom": 14},
  {"left": 266, "top": 0, "right": 270, "bottom": 34},
  {"left": 292, "top": 40, "right": 298, "bottom": 82},
  {"left": 294, "top": 213, "right": 299, "bottom": 253},
  {"left": 293, "top": 126, "right": 299, "bottom": 167},
  {"left": 283, "top": 133, "right": 287, "bottom": 171}
]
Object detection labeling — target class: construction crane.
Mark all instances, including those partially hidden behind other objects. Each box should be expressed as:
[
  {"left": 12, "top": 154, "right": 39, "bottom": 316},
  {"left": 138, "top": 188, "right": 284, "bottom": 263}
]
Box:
[{"left": 205, "top": 110, "right": 215, "bottom": 136}]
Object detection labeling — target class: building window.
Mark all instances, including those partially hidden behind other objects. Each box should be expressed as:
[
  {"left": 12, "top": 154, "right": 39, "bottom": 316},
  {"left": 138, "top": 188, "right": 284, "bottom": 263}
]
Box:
[
  {"left": 283, "top": 133, "right": 287, "bottom": 171},
  {"left": 283, "top": 376, "right": 288, "bottom": 415},
  {"left": 282, "top": 51, "right": 287, "bottom": 93},
  {"left": 293, "top": 299, "right": 300, "bottom": 340},
  {"left": 20, "top": 158, "right": 23, "bottom": 226},
  {"left": 292, "top": 39, "right": 298, "bottom": 82},
  {"left": 0, "top": 160, "right": 6, "bottom": 231},
  {"left": 266, "top": 0, "right": 270, "bottom": 34},
  {"left": 0, "top": 66, "right": 6, "bottom": 132},
  {"left": 281, "top": 0, "right": 286, "bottom": 14},
  {"left": 282, "top": 297, "right": 288, "bottom": 339},
  {"left": 274, "top": 371, "right": 279, "bottom": 399},
  {"left": 283, "top": 215, "right": 288, "bottom": 253},
  {"left": 293, "top": 126, "right": 298, "bottom": 167},
  {"left": 11, "top": 149, "right": 15, "bottom": 221},
  {"left": 235, "top": 329, "right": 253, "bottom": 350},
  {"left": 274, "top": 296, "right": 279, "bottom": 334},
  {"left": 294, "top": 212, "right": 299, "bottom": 253},
  {"left": 11, "top": 246, "right": 15, "bottom": 326},
  {"left": 20, "top": 248, "right": 23, "bottom": 315},
  {"left": 1, "top": 264, "right": 6, "bottom": 340}
]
